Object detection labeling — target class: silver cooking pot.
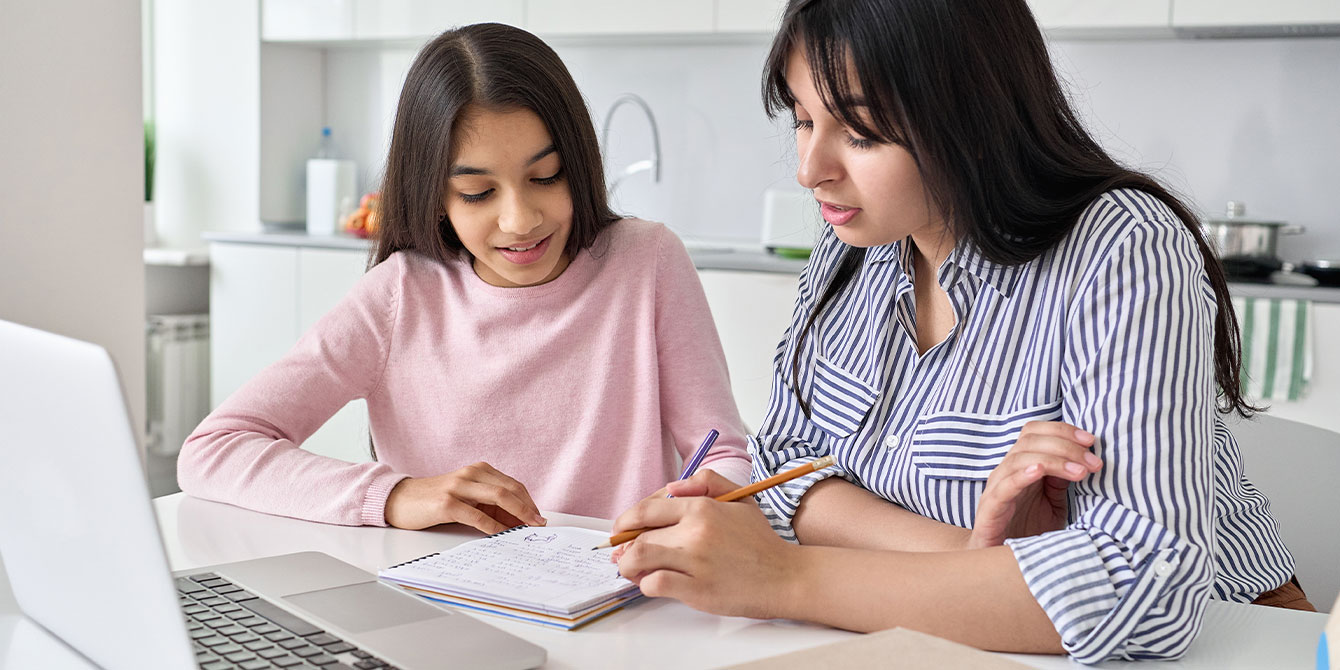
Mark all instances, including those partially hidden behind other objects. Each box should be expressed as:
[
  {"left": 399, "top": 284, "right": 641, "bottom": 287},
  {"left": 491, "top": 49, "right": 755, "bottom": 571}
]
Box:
[{"left": 1202, "top": 201, "right": 1304, "bottom": 260}]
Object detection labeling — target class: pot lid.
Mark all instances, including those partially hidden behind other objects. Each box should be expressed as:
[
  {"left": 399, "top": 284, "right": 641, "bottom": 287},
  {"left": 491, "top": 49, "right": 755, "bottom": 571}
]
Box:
[{"left": 1205, "top": 201, "right": 1287, "bottom": 226}]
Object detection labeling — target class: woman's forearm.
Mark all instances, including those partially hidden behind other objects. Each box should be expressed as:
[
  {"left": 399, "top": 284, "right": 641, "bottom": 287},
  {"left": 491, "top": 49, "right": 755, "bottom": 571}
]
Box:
[
  {"left": 791, "top": 477, "right": 970, "bottom": 552},
  {"left": 783, "top": 543, "right": 1064, "bottom": 654}
]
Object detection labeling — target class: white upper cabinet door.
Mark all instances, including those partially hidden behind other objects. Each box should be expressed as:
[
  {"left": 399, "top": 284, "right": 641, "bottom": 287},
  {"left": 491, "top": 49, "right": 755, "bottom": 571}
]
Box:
[
  {"left": 1027, "top": 0, "right": 1171, "bottom": 33},
  {"left": 262, "top": 0, "right": 356, "bottom": 41},
  {"left": 526, "top": 0, "right": 715, "bottom": 35},
  {"left": 1173, "top": 0, "right": 1340, "bottom": 26},
  {"left": 715, "top": 0, "right": 785, "bottom": 33},
  {"left": 352, "top": 0, "right": 526, "bottom": 40}
]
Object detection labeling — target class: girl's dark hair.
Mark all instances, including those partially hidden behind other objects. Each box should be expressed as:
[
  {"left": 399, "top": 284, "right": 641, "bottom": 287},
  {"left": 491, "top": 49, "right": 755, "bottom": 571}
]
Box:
[
  {"left": 767, "top": 0, "right": 1255, "bottom": 417},
  {"left": 373, "top": 23, "right": 618, "bottom": 268}
]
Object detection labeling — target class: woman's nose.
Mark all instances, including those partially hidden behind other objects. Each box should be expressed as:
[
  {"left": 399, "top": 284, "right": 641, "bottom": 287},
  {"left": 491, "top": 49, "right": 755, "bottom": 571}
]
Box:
[{"left": 796, "top": 134, "right": 838, "bottom": 190}]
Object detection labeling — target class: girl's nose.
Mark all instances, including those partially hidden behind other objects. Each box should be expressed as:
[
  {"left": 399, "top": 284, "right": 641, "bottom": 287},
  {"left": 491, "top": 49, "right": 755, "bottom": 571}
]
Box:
[{"left": 497, "top": 191, "right": 543, "bottom": 236}]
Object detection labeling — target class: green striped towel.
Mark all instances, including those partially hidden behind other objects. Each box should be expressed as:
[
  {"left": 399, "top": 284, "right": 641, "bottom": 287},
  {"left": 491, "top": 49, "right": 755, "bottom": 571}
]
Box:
[{"left": 1232, "top": 297, "right": 1312, "bottom": 401}]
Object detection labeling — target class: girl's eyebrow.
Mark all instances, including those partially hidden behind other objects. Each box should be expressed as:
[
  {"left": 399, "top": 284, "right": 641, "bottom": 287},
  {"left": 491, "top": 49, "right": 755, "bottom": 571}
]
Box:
[{"left": 449, "top": 144, "right": 557, "bottom": 178}]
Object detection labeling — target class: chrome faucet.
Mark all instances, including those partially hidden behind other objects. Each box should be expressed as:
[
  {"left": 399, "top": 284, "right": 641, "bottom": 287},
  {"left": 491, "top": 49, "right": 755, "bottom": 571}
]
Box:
[{"left": 600, "top": 93, "right": 662, "bottom": 196}]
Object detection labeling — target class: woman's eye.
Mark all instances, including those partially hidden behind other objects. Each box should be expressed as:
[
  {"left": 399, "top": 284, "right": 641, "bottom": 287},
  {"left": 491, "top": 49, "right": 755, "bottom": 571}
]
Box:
[
  {"left": 792, "top": 118, "right": 813, "bottom": 132},
  {"left": 459, "top": 189, "right": 493, "bottom": 204},
  {"left": 845, "top": 134, "right": 875, "bottom": 150},
  {"left": 532, "top": 168, "right": 564, "bottom": 186}
]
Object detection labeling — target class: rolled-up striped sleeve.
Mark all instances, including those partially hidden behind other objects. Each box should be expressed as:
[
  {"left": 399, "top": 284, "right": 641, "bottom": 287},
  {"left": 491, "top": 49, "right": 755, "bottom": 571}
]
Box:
[
  {"left": 751, "top": 231, "right": 853, "bottom": 541},
  {"left": 1005, "top": 214, "right": 1217, "bottom": 663}
]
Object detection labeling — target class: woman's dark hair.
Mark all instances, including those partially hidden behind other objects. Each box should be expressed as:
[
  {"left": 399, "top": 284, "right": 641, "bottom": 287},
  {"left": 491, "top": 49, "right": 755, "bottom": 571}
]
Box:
[
  {"left": 373, "top": 23, "right": 618, "bottom": 268},
  {"left": 768, "top": 0, "right": 1255, "bottom": 417}
]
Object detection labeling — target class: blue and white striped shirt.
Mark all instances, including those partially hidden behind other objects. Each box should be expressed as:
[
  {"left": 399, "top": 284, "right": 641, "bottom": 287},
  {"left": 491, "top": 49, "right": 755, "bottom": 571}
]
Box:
[{"left": 749, "top": 189, "right": 1295, "bottom": 663}]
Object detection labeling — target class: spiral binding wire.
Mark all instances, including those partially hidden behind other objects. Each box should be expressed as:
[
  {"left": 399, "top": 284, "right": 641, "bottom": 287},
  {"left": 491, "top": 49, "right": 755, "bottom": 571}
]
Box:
[{"left": 384, "top": 525, "right": 529, "bottom": 570}]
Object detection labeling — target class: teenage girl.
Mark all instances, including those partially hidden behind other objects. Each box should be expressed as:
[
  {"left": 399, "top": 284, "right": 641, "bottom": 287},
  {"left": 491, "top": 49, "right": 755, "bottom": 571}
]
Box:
[
  {"left": 611, "top": 0, "right": 1308, "bottom": 662},
  {"left": 178, "top": 23, "right": 750, "bottom": 534}
]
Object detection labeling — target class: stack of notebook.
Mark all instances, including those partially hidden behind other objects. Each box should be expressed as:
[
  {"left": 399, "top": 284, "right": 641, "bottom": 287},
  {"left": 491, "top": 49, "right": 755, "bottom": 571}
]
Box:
[{"left": 378, "top": 525, "right": 642, "bottom": 630}]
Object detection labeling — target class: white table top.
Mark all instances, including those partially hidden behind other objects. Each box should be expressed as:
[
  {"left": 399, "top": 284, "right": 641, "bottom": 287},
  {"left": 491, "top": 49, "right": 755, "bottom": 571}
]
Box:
[{"left": 1, "top": 493, "right": 1328, "bottom": 669}]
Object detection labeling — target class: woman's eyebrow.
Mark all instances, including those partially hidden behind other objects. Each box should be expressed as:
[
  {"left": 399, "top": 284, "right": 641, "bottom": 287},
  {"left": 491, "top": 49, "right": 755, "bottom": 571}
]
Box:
[{"left": 449, "top": 144, "right": 556, "bottom": 178}]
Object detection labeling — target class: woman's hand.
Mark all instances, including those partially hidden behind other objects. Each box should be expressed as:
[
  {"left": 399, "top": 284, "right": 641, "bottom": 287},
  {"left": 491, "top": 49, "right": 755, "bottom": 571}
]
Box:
[
  {"left": 611, "top": 471, "right": 798, "bottom": 619},
  {"left": 968, "top": 421, "right": 1101, "bottom": 550},
  {"left": 384, "top": 462, "right": 546, "bottom": 533}
]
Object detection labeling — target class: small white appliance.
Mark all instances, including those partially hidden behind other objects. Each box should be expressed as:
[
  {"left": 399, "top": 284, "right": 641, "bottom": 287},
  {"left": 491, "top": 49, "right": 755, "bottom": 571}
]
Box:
[{"left": 761, "top": 188, "right": 822, "bottom": 253}]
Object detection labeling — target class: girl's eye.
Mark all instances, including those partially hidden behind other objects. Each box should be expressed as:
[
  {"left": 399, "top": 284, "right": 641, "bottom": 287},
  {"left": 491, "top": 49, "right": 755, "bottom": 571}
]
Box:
[
  {"left": 792, "top": 118, "right": 813, "bottom": 132},
  {"left": 460, "top": 189, "right": 493, "bottom": 204},
  {"left": 532, "top": 168, "right": 564, "bottom": 186}
]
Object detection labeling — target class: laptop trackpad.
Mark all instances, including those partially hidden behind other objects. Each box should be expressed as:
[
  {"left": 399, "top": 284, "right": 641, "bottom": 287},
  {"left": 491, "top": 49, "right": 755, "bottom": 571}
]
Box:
[{"left": 284, "top": 582, "right": 448, "bottom": 634}]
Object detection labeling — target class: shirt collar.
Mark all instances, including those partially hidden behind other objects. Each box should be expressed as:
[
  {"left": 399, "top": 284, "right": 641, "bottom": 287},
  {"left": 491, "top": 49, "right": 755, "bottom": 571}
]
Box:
[{"left": 945, "top": 242, "right": 1022, "bottom": 298}]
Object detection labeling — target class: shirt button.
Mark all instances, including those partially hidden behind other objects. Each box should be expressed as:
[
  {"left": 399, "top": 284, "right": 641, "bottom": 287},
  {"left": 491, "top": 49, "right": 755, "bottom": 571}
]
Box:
[
  {"left": 884, "top": 434, "right": 900, "bottom": 449},
  {"left": 1153, "top": 560, "right": 1175, "bottom": 578}
]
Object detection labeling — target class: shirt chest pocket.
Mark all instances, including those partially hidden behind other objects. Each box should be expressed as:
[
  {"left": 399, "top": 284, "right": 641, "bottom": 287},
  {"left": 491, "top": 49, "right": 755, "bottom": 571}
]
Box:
[
  {"left": 911, "top": 400, "right": 1064, "bottom": 481},
  {"left": 807, "top": 355, "right": 880, "bottom": 439}
]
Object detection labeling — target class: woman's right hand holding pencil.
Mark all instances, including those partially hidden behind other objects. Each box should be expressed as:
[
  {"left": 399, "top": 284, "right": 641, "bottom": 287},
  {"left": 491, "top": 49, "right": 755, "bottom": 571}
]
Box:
[
  {"left": 384, "top": 462, "right": 547, "bottom": 533},
  {"left": 610, "top": 470, "right": 801, "bottom": 619}
]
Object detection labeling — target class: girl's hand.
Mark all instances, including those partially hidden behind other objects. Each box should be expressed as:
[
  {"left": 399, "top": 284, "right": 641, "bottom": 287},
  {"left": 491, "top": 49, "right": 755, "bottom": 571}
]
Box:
[
  {"left": 611, "top": 475, "right": 794, "bottom": 619},
  {"left": 384, "top": 462, "right": 546, "bottom": 533},
  {"left": 968, "top": 422, "right": 1101, "bottom": 550}
]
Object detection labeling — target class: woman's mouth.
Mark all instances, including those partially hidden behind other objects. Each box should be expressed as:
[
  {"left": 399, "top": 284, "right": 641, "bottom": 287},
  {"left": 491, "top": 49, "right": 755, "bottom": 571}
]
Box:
[
  {"left": 819, "top": 201, "right": 861, "bottom": 226},
  {"left": 496, "top": 234, "right": 552, "bottom": 265}
]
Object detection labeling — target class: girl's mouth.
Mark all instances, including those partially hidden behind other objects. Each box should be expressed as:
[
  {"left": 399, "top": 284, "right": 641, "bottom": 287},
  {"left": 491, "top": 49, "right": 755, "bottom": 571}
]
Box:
[{"left": 496, "top": 234, "right": 552, "bottom": 265}]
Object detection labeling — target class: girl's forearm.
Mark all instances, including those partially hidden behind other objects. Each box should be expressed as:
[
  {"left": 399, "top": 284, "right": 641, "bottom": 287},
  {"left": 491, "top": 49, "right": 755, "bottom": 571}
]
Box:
[
  {"left": 780, "top": 544, "right": 1064, "bottom": 654},
  {"left": 792, "top": 477, "right": 970, "bottom": 552}
]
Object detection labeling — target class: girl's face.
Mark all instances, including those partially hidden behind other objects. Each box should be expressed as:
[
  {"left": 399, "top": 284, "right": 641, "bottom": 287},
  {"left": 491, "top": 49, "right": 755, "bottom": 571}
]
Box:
[
  {"left": 445, "top": 106, "right": 574, "bottom": 288},
  {"left": 786, "top": 48, "right": 945, "bottom": 249}
]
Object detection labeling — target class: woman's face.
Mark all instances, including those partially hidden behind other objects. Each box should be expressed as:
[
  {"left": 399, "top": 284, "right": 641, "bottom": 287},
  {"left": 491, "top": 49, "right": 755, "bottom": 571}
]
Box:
[
  {"left": 786, "top": 48, "right": 944, "bottom": 249},
  {"left": 445, "top": 105, "right": 574, "bottom": 288}
]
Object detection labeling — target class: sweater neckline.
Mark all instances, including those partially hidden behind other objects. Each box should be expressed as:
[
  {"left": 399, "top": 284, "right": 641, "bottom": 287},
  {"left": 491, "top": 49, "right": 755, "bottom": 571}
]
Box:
[{"left": 458, "top": 243, "right": 596, "bottom": 300}]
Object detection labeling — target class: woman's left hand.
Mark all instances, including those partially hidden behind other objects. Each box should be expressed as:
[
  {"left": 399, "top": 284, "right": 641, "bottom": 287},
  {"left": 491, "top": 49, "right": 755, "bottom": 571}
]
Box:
[
  {"left": 611, "top": 475, "right": 800, "bottom": 618},
  {"left": 968, "top": 421, "right": 1101, "bottom": 550}
]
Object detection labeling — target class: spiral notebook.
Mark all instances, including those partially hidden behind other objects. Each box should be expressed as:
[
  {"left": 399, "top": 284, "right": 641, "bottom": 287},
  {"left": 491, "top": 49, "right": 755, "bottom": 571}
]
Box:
[{"left": 378, "top": 525, "right": 642, "bottom": 630}]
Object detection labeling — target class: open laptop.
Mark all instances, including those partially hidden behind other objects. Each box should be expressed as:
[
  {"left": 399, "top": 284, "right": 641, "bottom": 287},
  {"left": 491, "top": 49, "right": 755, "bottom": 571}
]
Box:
[{"left": 0, "top": 319, "right": 546, "bottom": 670}]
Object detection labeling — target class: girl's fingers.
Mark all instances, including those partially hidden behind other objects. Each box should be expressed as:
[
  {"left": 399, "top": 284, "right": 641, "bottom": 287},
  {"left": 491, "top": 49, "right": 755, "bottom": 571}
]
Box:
[
  {"left": 460, "top": 463, "right": 544, "bottom": 522},
  {"left": 452, "top": 481, "right": 545, "bottom": 526},
  {"left": 448, "top": 501, "right": 510, "bottom": 534},
  {"left": 615, "top": 532, "right": 695, "bottom": 582}
]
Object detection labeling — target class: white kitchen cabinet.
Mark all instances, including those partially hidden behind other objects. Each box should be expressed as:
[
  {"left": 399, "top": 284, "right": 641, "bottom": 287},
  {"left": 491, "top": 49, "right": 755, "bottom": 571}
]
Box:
[
  {"left": 299, "top": 248, "right": 375, "bottom": 463},
  {"left": 698, "top": 269, "right": 798, "bottom": 430},
  {"left": 352, "top": 0, "right": 525, "bottom": 40},
  {"left": 526, "top": 0, "right": 716, "bottom": 36},
  {"left": 210, "top": 244, "right": 299, "bottom": 409},
  {"left": 1173, "top": 0, "right": 1340, "bottom": 28},
  {"left": 715, "top": 0, "right": 784, "bottom": 33},
  {"left": 210, "top": 242, "right": 373, "bottom": 463},
  {"left": 1028, "top": 0, "right": 1171, "bottom": 35},
  {"left": 262, "top": 0, "right": 356, "bottom": 41}
]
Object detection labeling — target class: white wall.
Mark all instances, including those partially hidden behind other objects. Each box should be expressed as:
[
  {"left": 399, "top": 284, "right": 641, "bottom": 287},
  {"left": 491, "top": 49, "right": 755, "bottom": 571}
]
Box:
[
  {"left": 321, "top": 35, "right": 1340, "bottom": 256},
  {"left": 152, "top": 2, "right": 260, "bottom": 249},
  {"left": 0, "top": 0, "right": 146, "bottom": 437},
  {"left": 1052, "top": 37, "right": 1340, "bottom": 262}
]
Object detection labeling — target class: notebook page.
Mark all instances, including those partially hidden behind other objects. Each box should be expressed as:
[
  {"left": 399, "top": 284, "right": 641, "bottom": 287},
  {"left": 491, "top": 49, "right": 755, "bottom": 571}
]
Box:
[{"left": 379, "top": 526, "right": 638, "bottom": 615}]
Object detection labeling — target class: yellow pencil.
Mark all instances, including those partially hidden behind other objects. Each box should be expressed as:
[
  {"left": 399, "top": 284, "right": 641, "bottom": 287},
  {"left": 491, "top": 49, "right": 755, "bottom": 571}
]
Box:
[{"left": 593, "top": 455, "right": 837, "bottom": 550}]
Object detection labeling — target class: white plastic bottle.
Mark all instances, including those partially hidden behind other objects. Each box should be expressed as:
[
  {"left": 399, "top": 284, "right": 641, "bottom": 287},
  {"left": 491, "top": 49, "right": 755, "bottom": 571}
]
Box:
[{"left": 306, "top": 127, "right": 356, "bottom": 235}]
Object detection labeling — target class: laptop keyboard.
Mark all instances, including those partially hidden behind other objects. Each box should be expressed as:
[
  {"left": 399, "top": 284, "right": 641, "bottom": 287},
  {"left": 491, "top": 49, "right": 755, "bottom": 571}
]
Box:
[{"left": 178, "top": 572, "right": 400, "bottom": 670}]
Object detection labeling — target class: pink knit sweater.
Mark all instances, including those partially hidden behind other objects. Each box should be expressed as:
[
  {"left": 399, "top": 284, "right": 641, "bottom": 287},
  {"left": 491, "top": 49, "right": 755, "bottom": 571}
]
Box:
[{"left": 178, "top": 220, "right": 751, "bottom": 525}]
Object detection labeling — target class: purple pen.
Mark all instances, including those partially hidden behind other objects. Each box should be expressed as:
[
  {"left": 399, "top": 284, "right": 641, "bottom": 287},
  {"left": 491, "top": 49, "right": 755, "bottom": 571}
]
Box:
[{"left": 668, "top": 429, "right": 719, "bottom": 498}]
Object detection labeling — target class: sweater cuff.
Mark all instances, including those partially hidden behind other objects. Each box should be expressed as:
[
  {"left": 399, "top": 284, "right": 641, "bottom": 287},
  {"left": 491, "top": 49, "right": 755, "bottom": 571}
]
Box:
[{"left": 360, "top": 471, "right": 410, "bottom": 527}]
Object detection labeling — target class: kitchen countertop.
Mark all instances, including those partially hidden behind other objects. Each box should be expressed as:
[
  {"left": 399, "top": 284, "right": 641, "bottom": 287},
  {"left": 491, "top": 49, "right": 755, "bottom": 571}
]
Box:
[{"left": 203, "top": 231, "right": 1340, "bottom": 302}]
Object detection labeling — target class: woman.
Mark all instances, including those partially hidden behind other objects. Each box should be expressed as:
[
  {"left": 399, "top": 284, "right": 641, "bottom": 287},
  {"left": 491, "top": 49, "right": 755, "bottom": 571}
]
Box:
[{"left": 611, "top": 0, "right": 1306, "bottom": 662}]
